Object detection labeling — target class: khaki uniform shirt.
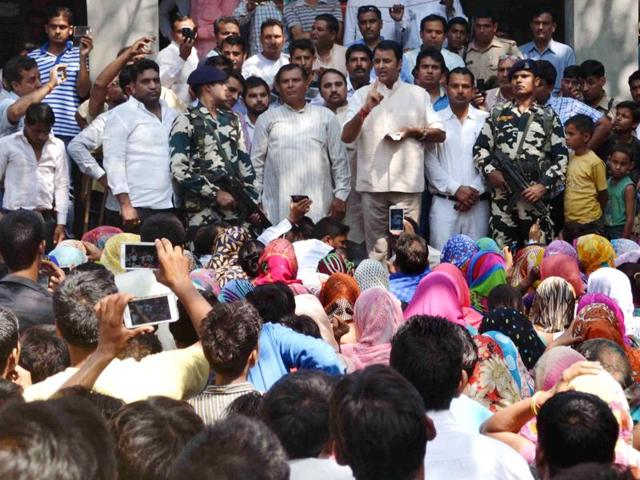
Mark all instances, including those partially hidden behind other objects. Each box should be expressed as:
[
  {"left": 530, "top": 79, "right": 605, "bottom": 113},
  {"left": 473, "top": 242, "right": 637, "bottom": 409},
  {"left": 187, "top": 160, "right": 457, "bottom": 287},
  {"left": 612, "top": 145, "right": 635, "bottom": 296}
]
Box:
[{"left": 465, "top": 37, "right": 522, "bottom": 83}]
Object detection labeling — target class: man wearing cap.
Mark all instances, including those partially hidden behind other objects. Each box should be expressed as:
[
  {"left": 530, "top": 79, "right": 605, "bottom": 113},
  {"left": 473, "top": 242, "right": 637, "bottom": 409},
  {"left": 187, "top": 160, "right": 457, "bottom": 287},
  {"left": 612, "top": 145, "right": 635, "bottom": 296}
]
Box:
[
  {"left": 169, "top": 65, "right": 256, "bottom": 236},
  {"left": 473, "top": 59, "right": 568, "bottom": 247}
]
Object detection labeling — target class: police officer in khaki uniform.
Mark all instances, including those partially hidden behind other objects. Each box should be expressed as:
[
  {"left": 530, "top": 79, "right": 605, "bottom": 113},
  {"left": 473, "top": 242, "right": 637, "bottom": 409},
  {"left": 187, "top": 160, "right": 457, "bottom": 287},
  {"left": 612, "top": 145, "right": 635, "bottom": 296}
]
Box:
[{"left": 465, "top": 8, "right": 522, "bottom": 85}]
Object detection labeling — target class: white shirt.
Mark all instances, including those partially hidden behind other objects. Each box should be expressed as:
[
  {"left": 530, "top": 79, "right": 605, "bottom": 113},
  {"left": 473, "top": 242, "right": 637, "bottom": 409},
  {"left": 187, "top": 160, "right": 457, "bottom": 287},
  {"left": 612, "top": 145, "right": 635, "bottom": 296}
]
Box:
[
  {"left": 156, "top": 41, "right": 199, "bottom": 105},
  {"left": 241, "top": 52, "right": 290, "bottom": 88},
  {"left": 425, "top": 105, "right": 488, "bottom": 196},
  {"left": 289, "top": 458, "right": 354, "bottom": 480},
  {"left": 425, "top": 409, "right": 533, "bottom": 480},
  {"left": 343, "top": 0, "right": 419, "bottom": 49},
  {"left": 401, "top": 47, "right": 466, "bottom": 83},
  {"left": 67, "top": 111, "right": 119, "bottom": 211},
  {"left": 103, "top": 97, "right": 177, "bottom": 209},
  {"left": 0, "top": 131, "right": 69, "bottom": 223}
]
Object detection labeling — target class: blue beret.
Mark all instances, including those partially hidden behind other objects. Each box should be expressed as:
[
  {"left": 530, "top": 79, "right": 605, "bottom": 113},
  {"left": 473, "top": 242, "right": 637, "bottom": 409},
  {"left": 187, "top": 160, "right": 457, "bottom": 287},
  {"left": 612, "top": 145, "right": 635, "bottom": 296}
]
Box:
[
  {"left": 508, "top": 59, "right": 539, "bottom": 81},
  {"left": 187, "top": 65, "right": 228, "bottom": 86}
]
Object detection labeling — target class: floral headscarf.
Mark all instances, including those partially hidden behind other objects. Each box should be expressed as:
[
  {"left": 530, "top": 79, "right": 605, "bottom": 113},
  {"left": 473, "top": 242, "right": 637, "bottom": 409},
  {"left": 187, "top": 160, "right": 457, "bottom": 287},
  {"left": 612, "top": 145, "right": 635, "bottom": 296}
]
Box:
[
  {"left": 612, "top": 239, "right": 640, "bottom": 257},
  {"left": 255, "top": 239, "right": 301, "bottom": 286},
  {"left": 540, "top": 253, "right": 585, "bottom": 297},
  {"left": 575, "top": 293, "right": 628, "bottom": 344},
  {"left": 319, "top": 273, "right": 361, "bottom": 323},
  {"left": 206, "top": 226, "right": 249, "bottom": 287},
  {"left": 441, "top": 234, "right": 479, "bottom": 269},
  {"left": 543, "top": 239, "right": 578, "bottom": 260},
  {"left": 466, "top": 252, "right": 507, "bottom": 313},
  {"left": 510, "top": 245, "right": 545, "bottom": 290},
  {"left": 529, "top": 277, "right": 576, "bottom": 333},
  {"left": 341, "top": 288, "right": 404, "bottom": 372},
  {"left": 190, "top": 269, "right": 221, "bottom": 295},
  {"left": 354, "top": 259, "right": 389, "bottom": 292},
  {"left": 317, "top": 251, "right": 355, "bottom": 276},
  {"left": 533, "top": 346, "right": 586, "bottom": 391},
  {"left": 82, "top": 226, "right": 123, "bottom": 250},
  {"left": 575, "top": 234, "right": 616, "bottom": 275},
  {"left": 480, "top": 307, "right": 546, "bottom": 369}
]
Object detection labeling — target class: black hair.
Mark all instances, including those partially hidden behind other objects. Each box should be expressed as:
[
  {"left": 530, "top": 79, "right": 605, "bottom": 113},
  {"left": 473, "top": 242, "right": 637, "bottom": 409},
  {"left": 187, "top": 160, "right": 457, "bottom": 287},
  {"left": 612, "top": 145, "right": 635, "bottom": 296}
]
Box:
[
  {"left": 553, "top": 463, "right": 634, "bottom": 480},
  {"left": 193, "top": 223, "right": 223, "bottom": 256},
  {"left": 200, "top": 301, "right": 262, "bottom": 376},
  {"left": 609, "top": 143, "right": 634, "bottom": 163},
  {"left": 221, "top": 34, "right": 247, "bottom": 52},
  {"left": 225, "top": 391, "right": 264, "bottom": 419},
  {"left": 616, "top": 100, "right": 640, "bottom": 123},
  {"left": 487, "top": 284, "right": 524, "bottom": 311},
  {"left": 357, "top": 5, "right": 382, "bottom": 21},
  {"left": 275, "top": 63, "right": 309, "bottom": 84},
  {"left": 346, "top": 43, "right": 373, "bottom": 62},
  {"left": 315, "top": 13, "right": 340, "bottom": 33},
  {"left": 117, "top": 332, "right": 162, "bottom": 361},
  {"left": 118, "top": 63, "right": 136, "bottom": 91},
  {"left": 260, "top": 18, "right": 284, "bottom": 35},
  {"left": 565, "top": 113, "right": 595, "bottom": 134},
  {"left": 617, "top": 263, "right": 640, "bottom": 304},
  {"left": 390, "top": 315, "right": 463, "bottom": 410},
  {"left": 446, "top": 16, "right": 469, "bottom": 33},
  {"left": 290, "top": 38, "right": 316, "bottom": 56},
  {"left": 563, "top": 65, "right": 584, "bottom": 80},
  {"left": 290, "top": 216, "right": 315, "bottom": 241},
  {"left": 140, "top": 212, "right": 187, "bottom": 247},
  {"left": 0, "top": 378, "right": 23, "bottom": 408},
  {"left": 111, "top": 397, "right": 205, "bottom": 480},
  {"left": 374, "top": 39, "right": 402, "bottom": 62},
  {"left": 420, "top": 14, "right": 447, "bottom": 32},
  {"left": 282, "top": 314, "right": 321, "bottom": 338},
  {"left": 246, "top": 283, "right": 296, "bottom": 325},
  {"left": 0, "top": 396, "right": 116, "bottom": 480},
  {"left": 537, "top": 391, "right": 618, "bottom": 474},
  {"left": 536, "top": 59, "right": 558, "bottom": 87},
  {"left": 576, "top": 339, "right": 633, "bottom": 388},
  {"left": 531, "top": 4, "right": 555, "bottom": 21},
  {"left": 204, "top": 55, "right": 234, "bottom": 75},
  {"left": 45, "top": 5, "right": 73, "bottom": 23},
  {"left": 4, "top": 56, "right": 38, "bottom": 91},
  {"left": 0, "top": 210, "right": 44, "bottom": 272},
  {"left": 393, "top": 233, "right": 428, "bottom": 275},
  {"left": 214, "top": 16, "right": 240, "bottom": 34},
  {"left": 580, "top": 59, "right": 606, "bottom": 78},
  {"left": 244, "top": 75, "right": 270, "bottom": 95},
  {"left": 473, "top": 7, "right": 498, "bottom": 23},
  {"left": 319, "top": 67, "right": 347, "bottom": 86},
  {"left": 447, "top": 66, "right": 475, "bottom": 84},
  {"left": 311, "top": 217, "right": 349, "bottom": 240},
  {"left": 131, "top": 58, "right": 159, "bottom": 83},
  {"left": 54, "top": 386, "right": 125, "bottom": 421},
  {"left": 0, "top": 307, "right": 19, "bottom": 374},
  {"left": 172, "top": 291, "right": 217, "bottom": 348},
  {"left": 330, "top": 365, "right": 428, "bottom": 480},
  {"left": 628, "top": 70, "right": 640, "bottom": 86},
  {"left": 415, "top": 48, "right": 445, "bottom": 73},
  {"left": 238, "top": 240, "right": 264, "bottom": 278},
  {"left": 172, "top": 15, "right": 195, "bottom": 30},
  {"left": 262, "top": 371, "right": 338, "bottom": 458},
  {"left": 171, "top": 415, "right": 290, "bottom": 480},
  {"left": 53, "top": 269, "right": 118, "bottom": 349},
  {"left": 25, "top": 102, "right": 55, "bottom": 127},
  {"left": 454, "top": 324, "right": 478, "bottom": 378},
  {"left": 18, "top": 325, "right": 70, "bottom": 383}
]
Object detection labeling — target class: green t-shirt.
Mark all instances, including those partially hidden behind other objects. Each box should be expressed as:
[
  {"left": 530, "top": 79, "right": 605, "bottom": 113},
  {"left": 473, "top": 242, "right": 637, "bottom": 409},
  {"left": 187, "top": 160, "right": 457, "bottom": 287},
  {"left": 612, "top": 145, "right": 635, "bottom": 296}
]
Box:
[{"left": 604, "top": 175, "right": 634, "bottom": 227}]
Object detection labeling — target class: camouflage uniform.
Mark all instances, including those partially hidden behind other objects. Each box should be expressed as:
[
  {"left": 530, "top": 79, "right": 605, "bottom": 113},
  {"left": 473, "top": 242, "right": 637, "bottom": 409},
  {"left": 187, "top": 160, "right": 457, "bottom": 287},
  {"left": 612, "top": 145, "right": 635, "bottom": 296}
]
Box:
[
  {"left": 169, "top": 102, "right": 257, "bottom": 232},
  {"left": 473, "top": 101, "right": 568, "bottom": 247}
]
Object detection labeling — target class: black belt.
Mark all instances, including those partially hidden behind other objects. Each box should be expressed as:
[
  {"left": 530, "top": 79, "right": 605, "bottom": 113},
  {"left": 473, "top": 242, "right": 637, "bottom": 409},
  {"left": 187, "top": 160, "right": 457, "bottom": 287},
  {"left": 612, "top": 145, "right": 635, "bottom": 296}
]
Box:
[{"left": 432, "top": 192, "right": 490, "bottom": 202}]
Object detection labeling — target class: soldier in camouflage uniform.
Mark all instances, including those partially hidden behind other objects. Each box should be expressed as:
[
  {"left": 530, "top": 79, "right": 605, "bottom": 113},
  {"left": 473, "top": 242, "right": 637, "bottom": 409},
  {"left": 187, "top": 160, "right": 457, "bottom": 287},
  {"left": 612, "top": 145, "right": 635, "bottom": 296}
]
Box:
[
  {"left": 473, "top": 59, "right": 568, "bottom": 247},
  {"left": 169, "top": 64, "right": 257, "bottom": 238}
]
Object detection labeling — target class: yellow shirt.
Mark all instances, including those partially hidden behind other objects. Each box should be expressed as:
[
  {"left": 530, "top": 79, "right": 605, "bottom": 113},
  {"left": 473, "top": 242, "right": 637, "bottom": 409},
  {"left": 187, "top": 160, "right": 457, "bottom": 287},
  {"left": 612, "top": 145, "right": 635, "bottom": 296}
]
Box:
[
  {"left": 564, "top": 150, "right": 607, "bottom": 224},
  {"left": 24, "top": 344, "right": 209, "bottom": 403}
]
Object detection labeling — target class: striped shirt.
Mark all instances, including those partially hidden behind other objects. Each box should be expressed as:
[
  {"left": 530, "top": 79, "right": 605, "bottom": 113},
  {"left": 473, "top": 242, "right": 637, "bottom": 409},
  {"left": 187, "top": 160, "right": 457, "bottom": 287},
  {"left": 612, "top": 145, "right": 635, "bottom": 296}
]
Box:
[
  {"left": 188, "top": 382, "right": 257, "bottom": 425},
  {"left": 28, "top": 41, "right": 83, "bottom": 138},
  {"left": 284, "top": 0, "right": 342, "bottom": 33}
]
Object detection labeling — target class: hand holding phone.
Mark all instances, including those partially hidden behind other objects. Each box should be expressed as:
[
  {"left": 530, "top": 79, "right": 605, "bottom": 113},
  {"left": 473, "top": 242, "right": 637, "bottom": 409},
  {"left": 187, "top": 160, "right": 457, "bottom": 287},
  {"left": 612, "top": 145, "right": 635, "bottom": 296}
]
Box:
[
  {"left": 94, "top": 293, "right": 155, "bottom": 354},
  {"left": 389, "top": 206, "right": 405, "bottom": 235},
  {"left": 123, "top": 293, "right": 179, "bottom": 329},
  {"left": 121, "top": 242, "right": 160, "bottom": 270}
]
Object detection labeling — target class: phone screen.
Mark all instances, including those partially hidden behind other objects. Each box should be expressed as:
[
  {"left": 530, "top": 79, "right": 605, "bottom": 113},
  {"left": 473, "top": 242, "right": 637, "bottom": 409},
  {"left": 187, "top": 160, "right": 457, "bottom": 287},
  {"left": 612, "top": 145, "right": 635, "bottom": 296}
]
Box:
[
  {"left": 389, "top": 208, "right": 404, "bottom": 232},
  {"left": 127, "top": 295, "right": 172, "bottom": 327},
  {"left": 291, "top": 195, "right": 309, "bottom": 203},
  {"left": 73, "top": 26, "right": 91, "bottom": 38},
  {"left": 124, "top": 243, "right": 159, "bottom": 269}
]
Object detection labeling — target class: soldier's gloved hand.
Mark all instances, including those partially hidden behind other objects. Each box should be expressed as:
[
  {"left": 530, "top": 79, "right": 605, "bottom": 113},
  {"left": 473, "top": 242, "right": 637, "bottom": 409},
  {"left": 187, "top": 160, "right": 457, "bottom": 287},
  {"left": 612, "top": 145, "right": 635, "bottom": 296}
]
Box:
[
  {"left": 487, "top": 170, "right": 509, "bottom": 190},
  {"left": 216, "top": 190, "right": 236, "bottom": 209}
]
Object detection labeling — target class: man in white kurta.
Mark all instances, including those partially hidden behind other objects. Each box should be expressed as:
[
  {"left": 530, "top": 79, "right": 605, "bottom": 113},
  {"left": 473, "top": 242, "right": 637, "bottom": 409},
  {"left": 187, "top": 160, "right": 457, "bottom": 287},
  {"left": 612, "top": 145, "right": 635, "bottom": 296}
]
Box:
[
  {"left": 251, "top": 64, "right": 350, "bottom": 223},
  {"left": 425, "top": 67, "right": 489, "bottom": 250},
  {"left": 342, "top": 40, "right": 444, "bottom": 253}
]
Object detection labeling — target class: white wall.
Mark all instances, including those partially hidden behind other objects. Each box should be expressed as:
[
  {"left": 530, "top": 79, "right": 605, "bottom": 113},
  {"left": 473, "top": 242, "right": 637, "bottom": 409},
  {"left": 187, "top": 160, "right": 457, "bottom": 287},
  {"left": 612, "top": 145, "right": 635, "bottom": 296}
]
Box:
[
  {"left": 86, "top": 0, "right": 159, "bottom": 81},
  {"left": 565, "top": 0, "right": 639, "bottom": 99}
]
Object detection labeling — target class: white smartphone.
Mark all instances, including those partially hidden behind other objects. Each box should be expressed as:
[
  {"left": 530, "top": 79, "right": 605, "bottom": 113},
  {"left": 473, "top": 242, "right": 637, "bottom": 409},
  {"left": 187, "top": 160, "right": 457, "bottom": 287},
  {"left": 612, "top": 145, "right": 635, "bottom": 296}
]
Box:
[
  {"left": 120, "top": 242, "right": 159, "bottom": 270},
  {"left": 389, "top": 206, "right": 405, "bottom": 235},
  {"left": 123, "top": 293, "right": 179, "bottom": 329}
]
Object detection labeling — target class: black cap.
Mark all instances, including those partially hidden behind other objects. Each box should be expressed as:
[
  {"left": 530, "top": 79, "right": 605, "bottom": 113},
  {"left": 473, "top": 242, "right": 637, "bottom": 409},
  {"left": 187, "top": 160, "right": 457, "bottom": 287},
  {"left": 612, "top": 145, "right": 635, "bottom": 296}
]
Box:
[
  {"left": 508, "top": 59, "right": 539, "bottom": 81},
  {"left": 187, "top": 65, "right": 228, "bottom": 86}
]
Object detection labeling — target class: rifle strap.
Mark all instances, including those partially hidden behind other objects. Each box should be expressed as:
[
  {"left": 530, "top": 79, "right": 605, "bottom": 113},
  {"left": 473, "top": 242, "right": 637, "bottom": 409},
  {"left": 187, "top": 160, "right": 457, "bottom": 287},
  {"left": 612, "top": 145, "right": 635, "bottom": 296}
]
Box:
[{"left": 514, "top": 111, "right": 536, "bottom": 161}]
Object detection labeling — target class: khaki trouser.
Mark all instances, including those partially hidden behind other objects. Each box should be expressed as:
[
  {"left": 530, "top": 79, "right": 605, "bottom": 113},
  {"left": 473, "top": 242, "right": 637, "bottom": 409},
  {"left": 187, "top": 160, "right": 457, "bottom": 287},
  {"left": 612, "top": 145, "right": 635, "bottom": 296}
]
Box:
[{"left": 360, "top": 192, "right": 422, "bottom": 255}]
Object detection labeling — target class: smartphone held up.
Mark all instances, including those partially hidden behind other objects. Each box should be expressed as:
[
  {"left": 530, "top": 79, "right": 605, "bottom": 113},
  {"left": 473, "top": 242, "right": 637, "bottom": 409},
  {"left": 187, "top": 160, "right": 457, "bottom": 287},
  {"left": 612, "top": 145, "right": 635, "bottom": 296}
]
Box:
[{"left": 123, "top": 293, "right": 179, "bottom": 329}]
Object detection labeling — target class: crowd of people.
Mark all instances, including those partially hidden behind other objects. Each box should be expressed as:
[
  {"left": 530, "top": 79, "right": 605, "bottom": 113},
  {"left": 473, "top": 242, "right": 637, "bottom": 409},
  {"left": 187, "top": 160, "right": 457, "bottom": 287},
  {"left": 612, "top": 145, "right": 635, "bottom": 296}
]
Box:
[{"left": 2, "top": 1, "right": 640, "bottom": 479}]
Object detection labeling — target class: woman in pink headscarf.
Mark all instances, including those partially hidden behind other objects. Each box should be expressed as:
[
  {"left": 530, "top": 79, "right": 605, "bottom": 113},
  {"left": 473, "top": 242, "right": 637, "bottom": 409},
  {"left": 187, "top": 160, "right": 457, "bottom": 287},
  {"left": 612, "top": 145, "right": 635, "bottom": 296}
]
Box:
[{"left": 340, "top": 287, "right": 404, "bottom": 372}]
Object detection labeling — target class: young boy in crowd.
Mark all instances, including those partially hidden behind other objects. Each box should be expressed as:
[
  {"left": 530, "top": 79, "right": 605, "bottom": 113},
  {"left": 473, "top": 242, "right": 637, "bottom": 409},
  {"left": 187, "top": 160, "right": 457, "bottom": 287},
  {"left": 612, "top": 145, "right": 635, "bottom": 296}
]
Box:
[
  {"left": 604, "top": 144, "right": 636, "bottom": 239},
  {"left": 563, "top": 114, "right": 608, "bottom": 235},
  {"left": 597, "top": 101, "right": 640, "bottom": 183}
]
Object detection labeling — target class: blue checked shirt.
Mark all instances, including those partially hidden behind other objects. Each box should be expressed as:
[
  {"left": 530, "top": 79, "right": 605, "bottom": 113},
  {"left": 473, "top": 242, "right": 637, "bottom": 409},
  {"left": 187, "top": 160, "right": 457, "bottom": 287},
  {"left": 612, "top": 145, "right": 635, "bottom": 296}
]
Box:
[{"left": 546, "top": 96, "right": 603, "bottom": 125}]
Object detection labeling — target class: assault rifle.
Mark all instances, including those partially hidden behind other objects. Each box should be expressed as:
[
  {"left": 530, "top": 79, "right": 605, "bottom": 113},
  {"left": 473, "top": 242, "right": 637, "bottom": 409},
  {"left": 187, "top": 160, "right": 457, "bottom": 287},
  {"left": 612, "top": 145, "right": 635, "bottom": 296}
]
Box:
[
  {"left": 493, "top": 151, "right": 551, "bottom": 220},
  {"left": 214, "top": 174, "right": 272, "bottom": 229}
]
